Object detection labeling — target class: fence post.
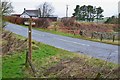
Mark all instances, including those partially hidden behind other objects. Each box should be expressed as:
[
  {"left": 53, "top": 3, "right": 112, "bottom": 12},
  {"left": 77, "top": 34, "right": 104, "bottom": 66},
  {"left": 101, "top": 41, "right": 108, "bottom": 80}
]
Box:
[
  {"left": 25, "top": 51, "right": 28, "bottom": 65},
  {"left": 91, "top": 32, "right": 94, "bottom": 39},
  {"left": 100, "top": 34, "right": 103, "bottom": 41},
  {"left": 113, "top": 35, "right": 115, "bottom": 42}
]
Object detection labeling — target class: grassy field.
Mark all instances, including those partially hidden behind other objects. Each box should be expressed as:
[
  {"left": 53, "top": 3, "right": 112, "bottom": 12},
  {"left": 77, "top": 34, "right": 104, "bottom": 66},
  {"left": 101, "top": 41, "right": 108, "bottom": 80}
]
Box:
[{"left": 2, "top": 30, "right": 119, "bottom": 78}]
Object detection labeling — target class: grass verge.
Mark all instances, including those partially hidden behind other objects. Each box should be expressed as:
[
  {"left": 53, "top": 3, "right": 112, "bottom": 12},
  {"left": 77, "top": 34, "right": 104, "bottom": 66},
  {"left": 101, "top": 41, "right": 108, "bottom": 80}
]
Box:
[{"left": 2, "top": 29, "right": 119, "bottom": 78}]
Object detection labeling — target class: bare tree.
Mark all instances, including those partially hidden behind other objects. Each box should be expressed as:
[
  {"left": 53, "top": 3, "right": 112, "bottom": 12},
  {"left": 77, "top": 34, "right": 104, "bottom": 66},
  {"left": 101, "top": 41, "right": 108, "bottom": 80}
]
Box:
[
  {"left": 1, "top": 0, "right": 14, "bottom": 28},
  {"left": 2, "top": 0, "right": 14, "bottom": 16},
  {"left": 37, "top": 2, "right": 54, "bottom": 17}
]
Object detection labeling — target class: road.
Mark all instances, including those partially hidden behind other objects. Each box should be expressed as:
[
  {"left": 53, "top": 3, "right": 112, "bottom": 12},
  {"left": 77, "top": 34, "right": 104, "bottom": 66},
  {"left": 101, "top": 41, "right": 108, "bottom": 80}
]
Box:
[{"left": 5, "top": 23, "right": 119, "bottom": 63}]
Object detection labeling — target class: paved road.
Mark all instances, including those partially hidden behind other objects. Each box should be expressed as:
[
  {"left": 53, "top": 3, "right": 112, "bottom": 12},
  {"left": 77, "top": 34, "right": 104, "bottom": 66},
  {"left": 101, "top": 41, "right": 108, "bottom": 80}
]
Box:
[{"left": 5, "top": 23, "right": 119, "bottom": 63}]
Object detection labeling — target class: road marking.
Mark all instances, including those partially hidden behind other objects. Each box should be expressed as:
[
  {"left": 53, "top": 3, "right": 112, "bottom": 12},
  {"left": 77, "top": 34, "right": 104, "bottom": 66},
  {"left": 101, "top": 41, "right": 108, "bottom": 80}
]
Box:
[{"left": 56, "top": 38, "right": 90, "bottom": 46}]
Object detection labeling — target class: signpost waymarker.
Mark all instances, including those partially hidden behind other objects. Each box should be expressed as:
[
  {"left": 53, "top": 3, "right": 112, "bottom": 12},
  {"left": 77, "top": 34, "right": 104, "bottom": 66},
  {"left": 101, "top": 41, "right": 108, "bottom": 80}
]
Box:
[{"left": 28, "top": 16, "right": 32, "bottom": 61}]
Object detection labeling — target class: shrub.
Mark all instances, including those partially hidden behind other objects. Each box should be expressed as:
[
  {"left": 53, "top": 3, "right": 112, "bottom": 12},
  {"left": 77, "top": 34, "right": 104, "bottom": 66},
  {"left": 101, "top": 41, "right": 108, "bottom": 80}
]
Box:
[
  {"left": 61, "top": 18, "right": 75, "bottom": 27},
  {"left": 60, "top": 17, "right": 117, "bottom": 37},
  {"left": 16, "top": 17, "right": 25, "bottom": 25},
  {"left": 34, "top": 18, "right": 51, "bottom": 28}
]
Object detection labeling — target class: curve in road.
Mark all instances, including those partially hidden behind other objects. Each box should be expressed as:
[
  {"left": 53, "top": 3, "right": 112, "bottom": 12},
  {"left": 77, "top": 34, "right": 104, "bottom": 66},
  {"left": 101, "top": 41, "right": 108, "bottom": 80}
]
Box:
[{"left": 5, "top": 23, "right": 119, "bottom": 63}]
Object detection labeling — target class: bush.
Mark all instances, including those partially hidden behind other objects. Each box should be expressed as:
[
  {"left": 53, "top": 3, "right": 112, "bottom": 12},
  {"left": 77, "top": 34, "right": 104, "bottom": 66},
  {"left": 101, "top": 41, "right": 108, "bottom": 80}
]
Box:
[
  {"left": 34, "top": 18, "right": 51, "bottom": 28},
  {"left": 60, "top": 17, "right": 117, "bottom": 37},
  {"left": 4, "top": 16, "right": 51, "bottom": 28},
  {"left": 61, "top": 18, "right": 75, "bottom": 27},
  {"left": 16, "top": 17, "right": 26, "bottom": 25}
]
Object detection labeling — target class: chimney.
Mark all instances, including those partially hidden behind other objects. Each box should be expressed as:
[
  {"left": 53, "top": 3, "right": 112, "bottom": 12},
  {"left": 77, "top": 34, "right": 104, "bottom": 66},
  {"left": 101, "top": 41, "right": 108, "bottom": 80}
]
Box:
[{"left": 24, "top": 8, "right": 26, "bottom": 11}]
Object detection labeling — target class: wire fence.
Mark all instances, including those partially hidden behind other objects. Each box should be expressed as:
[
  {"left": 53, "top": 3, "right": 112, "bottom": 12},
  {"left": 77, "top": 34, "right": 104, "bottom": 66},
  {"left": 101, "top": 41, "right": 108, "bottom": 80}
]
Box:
[{"left": 90, "top": 32, "right": 118, "bottom": 42}]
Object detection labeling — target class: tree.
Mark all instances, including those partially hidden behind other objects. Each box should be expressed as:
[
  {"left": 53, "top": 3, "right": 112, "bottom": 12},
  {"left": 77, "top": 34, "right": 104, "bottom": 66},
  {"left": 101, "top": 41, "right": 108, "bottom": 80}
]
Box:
[
  {"left": 96, "top": 7, "right": 104, "bottom": 23},
  {"left": 1, "top": 0, "right": 14, "bottom": 28},
  {"left": 80, "top": 5, "right": 87, "bottom": 21},
  {"left": 37, "top": 2, "right": 54, "bottom": 17},
  {"left": 105, "top": 15, "right": 118, "bottom": 24},
  {"left": 72, "top": 5, "right": 104, "bottom": 22},
  {"left": 87, "top": 5, "right": 94, "bottom": 22},
  {"left": 73, "top": 5, "right": 80, "bottom": 20},
  {"left": 2, "top": 0, "right": 14, "bottom": 16}
]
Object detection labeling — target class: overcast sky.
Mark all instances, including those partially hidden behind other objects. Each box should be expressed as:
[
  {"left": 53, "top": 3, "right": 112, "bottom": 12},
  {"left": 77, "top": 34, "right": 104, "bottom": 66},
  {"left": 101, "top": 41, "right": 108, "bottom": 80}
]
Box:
[{"left": 4, "top": 0, "right": 120, "bottom": 17}]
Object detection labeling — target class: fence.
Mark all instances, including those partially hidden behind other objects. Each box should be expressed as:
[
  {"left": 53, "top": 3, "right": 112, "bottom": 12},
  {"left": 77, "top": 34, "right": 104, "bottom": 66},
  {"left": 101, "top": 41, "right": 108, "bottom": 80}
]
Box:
[
  {"left": 90, "top": 32, "right": 118, "bottom": 42},
  {"left": 48, "top": 26, "right": 118, "bottom": 42}
]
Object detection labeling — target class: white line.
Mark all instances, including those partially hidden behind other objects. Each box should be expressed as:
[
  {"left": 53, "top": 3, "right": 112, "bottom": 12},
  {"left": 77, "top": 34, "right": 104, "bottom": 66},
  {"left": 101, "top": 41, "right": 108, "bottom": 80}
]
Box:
[{"left": 56, "top": 38, "right": 90, "bottom": 46}]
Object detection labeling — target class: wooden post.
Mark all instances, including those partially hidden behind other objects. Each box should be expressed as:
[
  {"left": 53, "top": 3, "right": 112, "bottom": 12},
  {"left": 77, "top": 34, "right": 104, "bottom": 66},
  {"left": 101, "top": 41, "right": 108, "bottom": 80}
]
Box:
[
  {"left": 28, "top": 17, "right": 32, "bottom": 60},
  {"left": 25, "top": 51, "right": 28, "bottom": 64},
  {"left": 91, "top": 32, "right": 94, "bottom": 39},
  {"left": 100, "top": 34, "right": 103, "bottom": 41},
  {"left": 113, "top": 35, "right": 115, "bottom": 42}
]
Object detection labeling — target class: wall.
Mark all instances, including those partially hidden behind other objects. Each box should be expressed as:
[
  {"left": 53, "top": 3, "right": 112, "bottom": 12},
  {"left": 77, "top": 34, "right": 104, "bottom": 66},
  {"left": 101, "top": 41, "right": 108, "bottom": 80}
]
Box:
[{"left": 20, "top": 13, "right": 30, "bottom": 18}]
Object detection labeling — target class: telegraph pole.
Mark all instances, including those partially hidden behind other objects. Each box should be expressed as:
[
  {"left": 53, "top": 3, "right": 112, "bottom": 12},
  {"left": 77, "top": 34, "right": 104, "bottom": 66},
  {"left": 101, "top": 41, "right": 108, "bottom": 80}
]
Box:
[
  {"left": 66, "top": 5, "right": 69, "bottom": 18},
  {"left": 28, "top": 16, "right": 32, "bottom": 60}
]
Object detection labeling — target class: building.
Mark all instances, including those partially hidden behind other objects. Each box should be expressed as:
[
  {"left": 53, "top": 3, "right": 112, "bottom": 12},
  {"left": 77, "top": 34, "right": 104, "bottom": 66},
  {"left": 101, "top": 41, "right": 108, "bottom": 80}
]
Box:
[
  {"left": 20, "top": 8, "right": 58, "bottom": 21},
  {"left": 20, "top": 8, "right": 40, "bottom": 18}
]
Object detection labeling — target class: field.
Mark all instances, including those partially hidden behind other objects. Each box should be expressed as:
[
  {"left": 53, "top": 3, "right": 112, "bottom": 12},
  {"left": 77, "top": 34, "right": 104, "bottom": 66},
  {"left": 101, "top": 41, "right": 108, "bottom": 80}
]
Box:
[{"left": 2, "top": 29, "right": 119, "bottom": 78}]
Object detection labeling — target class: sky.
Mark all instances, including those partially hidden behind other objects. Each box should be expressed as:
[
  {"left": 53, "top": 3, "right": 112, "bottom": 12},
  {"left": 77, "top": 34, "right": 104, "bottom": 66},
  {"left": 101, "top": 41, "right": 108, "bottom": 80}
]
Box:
[{"left": 3, "top": 0, "right": 120, "bottom": 18}]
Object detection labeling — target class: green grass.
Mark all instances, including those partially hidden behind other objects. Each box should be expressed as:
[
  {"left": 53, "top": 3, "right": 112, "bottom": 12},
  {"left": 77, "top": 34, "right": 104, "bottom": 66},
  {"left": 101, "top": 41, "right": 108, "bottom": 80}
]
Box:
[
  {"left": 2, "top": 53, "right": 26, "bottom": 78},
  {"left": 2, "top": 40, "right": 118, "bottom": 78},
  {"left": 2, "top": 29, "right": 118, "bottom": 78},
  {"left": 31, "top": 42, "right": 118, "bottom": 78},
  {"left": 0, "top": 56, "right": 2, "bottom": 79}
]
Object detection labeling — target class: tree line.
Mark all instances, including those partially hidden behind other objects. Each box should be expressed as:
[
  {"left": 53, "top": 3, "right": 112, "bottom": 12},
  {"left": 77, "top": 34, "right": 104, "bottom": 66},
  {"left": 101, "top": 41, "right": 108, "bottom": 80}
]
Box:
[{"left": 73, "top": 5, "right": 104, "bottom": 22}]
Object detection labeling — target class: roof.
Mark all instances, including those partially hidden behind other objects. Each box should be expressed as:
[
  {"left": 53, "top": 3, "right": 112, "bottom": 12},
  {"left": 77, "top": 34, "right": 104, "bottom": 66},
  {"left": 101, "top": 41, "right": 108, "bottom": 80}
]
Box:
[
  {"left": 22, "top": 9, "right": 39, "bottom": 17},
  {"left": 21, "top": 8, "right": 57, "bottom": 18},
  {"left": 11, "top": 14, "right": 21, "bottom": 16},
  {"left": 48, "top": 15, "right": 58, "bottom": 17}
]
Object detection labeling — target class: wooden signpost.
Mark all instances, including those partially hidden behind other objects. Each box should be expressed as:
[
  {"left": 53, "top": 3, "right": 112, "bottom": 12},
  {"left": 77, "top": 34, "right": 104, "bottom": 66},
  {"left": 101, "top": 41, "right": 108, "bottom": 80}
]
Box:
[
  {"left": 28, "top": 16, "right": 32, "bottom": 61},
  {"left": 25, "top": 17, "right": 37, "bottom": 76},
  {"left": 26, "top": 16, "right": 32, "bottom": 64}
]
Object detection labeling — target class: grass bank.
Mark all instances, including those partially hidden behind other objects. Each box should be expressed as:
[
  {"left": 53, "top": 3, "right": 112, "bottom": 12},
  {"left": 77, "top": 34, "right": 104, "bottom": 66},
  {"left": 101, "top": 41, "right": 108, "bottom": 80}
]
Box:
[{"left": 2, "top": 29, "right": 119, "bottom": 78}]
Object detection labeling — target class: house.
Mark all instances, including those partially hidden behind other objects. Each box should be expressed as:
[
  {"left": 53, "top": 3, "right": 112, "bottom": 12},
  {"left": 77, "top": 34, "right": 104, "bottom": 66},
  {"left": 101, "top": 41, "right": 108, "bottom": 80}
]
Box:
[
  {"left": 20, "top": 8, "right": 58, "bottom": 21},
  {"left": 39, "top": 15, "right": 58, "bottom": 21},
  {"left": 20, "top": 8, "right": 40, "bottom": 18}
]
